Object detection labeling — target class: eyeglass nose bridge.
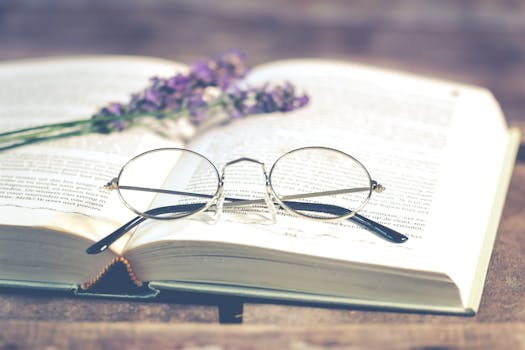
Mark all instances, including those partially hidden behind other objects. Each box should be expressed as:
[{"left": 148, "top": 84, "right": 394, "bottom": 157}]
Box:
[
  {"left": 218, "top": 157, "right": 277, "bottom": 223},
  {"left": 221, "top": 157, "right": 270, "bottom": 184}
]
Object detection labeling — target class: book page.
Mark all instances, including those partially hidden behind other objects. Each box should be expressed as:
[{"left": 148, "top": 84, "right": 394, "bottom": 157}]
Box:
[
  {"left": 0, "top": 56, "right": 187, "bottom": 250},
  {"left": 125, "top": 60, "right": 510, "bottom": 288}
]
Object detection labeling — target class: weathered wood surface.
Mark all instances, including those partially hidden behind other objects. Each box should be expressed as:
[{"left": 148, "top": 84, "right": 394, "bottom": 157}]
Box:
[
  {"left": 1, "top": 321, "right": 525, "bottom": 350},
  {"left": 1, "top": 0, "right": 525, "bottom": 348}
]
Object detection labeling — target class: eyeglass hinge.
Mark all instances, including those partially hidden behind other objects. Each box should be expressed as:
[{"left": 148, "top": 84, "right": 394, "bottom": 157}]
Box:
[
  {"left": 371, "top": 180, "right": 385, "bottom": 193},
  {"left": 104, "top": 178, "right": 119, "bottom": 190}
]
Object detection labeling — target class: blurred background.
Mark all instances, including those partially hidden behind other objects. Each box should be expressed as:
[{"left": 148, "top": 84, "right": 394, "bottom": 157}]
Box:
[{"left": 1, "top": 0, "right": 524, "bottom": 137}]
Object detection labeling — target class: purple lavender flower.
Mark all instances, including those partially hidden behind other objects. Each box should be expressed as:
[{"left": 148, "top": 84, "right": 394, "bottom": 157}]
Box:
[
  {"left": 190, "top": 49, "right": 248, "bottom": 89},
  {"left": 215, "top": 50, "right": 249, "bottom": 88},
  {"left": 91, "top": 102, "right": 129, "bottom": 133},
  {"left": 103, "top": 102, "right": 125, "bottom": 116},
  {"left": 187, "top": 94, "right": 208, "bottom": 124},
  {"left": 191, "top": 60, "right": 216, "bottom": 86},
  {"left": 110, "top": 119, "right": 128, "bottom": 132},
  {"left": 143, "top": 87, "right": 164, "bottom": 110},
  {"left": 90, "top": 51, "right": 308, "bottom": 133},
  {"left": 222, "top": 82, "right": 309, "bottom": 119},
  {"left": 165, "top": 74, "right": 192, "bottom": 96},
  {"left": 164, "top": 94, "right": 182, "bottom": 112}
]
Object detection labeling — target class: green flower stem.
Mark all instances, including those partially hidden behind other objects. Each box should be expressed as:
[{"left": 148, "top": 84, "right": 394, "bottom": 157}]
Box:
[
  {"left": 0, "top": 124, "right": 75, "bottom": 143},
  {"left": 0, "top": 102, "right": 226, "bottom": 152},
  {"left": 0, "top": 129, "right": 91, "bottom": 152},
  {"left": 0, "top": 110, "right": 182, "bottom": 138},
  {"left": 0, "top": 109, "right": 193, "bottom": 152},
  {"left": 0, "top": 119, "right": 93, "bottom": 138}
]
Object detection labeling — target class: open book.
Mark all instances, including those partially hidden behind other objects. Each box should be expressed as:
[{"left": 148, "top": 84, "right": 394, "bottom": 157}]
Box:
[{"left": 0, "top": 55, "right": 519, "bottom": 314}]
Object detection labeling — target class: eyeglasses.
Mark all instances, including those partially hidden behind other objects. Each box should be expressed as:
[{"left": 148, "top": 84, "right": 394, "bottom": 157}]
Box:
[{"left": 86, "top": 146, "right": 407, "bottom": 254}]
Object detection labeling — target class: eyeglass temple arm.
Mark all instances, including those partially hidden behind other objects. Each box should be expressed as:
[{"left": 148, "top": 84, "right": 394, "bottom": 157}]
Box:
[
  {"left": 86, "top": 200, "right": 407, "bottom": 255},
  {"left": 85, "top": 203, "right": 206, "bottom": 255},
  {"left": 283, "top": 201, "right": 408, "bottom": 244},
  {"left": 219, "top": 197, "right": 407, "bottom": 244},
  {"left": 85, "top": 216, "right": 146, "bottom": 255}
]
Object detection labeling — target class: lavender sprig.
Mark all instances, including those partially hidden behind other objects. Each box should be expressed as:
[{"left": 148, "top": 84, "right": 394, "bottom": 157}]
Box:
[{"left": 0, "top": 50, "right": 309, "bottom": 151}]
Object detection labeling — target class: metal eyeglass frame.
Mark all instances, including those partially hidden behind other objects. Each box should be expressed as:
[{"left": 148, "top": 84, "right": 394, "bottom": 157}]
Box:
[{"left": 86, "top": 146, "right": 408, "bottom": 254}]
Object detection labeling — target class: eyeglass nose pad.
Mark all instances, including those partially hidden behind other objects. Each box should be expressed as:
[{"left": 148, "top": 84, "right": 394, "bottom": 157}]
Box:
[
  {"left": 210, "top": 185, "right": 225, "bottom": 224},
  {"left": 264, "top": 183, "right": 277, "bottom": 224}
]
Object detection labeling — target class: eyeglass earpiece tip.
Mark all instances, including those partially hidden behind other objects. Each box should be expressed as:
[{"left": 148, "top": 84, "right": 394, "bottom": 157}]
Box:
[{"left": 86, "top": 243, "right": 107, "bottom": 255}]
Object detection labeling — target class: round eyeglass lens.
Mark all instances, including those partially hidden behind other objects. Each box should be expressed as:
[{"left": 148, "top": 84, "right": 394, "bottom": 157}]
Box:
[
  {"left": 117, "top": 148, "right": 220, "bottom": 219},
  {"left": 269, "top": 147, "right": 372, "bottom": 220}
]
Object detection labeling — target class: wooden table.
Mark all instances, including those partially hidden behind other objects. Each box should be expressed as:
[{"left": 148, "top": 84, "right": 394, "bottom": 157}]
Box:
[{"left": 1, "top": 1, "right": 525, "bottom": 348}]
